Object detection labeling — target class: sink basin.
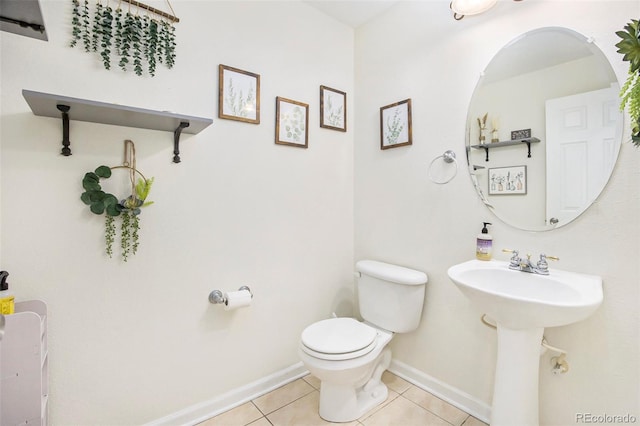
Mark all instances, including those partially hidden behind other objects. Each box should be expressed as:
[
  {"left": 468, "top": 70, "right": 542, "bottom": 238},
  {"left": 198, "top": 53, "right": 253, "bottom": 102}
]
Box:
[
  {"left": 448, "top": 259, "right": 603, "bottom": 426},
  {"left": 447, "top": 259, "right": 603, "bottom": 329}
]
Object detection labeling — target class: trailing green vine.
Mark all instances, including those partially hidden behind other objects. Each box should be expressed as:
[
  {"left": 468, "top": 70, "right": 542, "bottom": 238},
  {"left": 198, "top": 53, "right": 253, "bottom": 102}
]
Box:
[
  {"left": 91, "top": 1, "right": 102, "bottom": 52},
  {"left": 161, "top": 20, "right": 176, "bottom": 69},
  {"left": 119, "top": 11, "right": 135, "bottom": 71},
  {"left": 131, "top": 13, "right": 144, "bottom": 76},
  {"left": 69, "top": 0, "right": 178, "bottom": 77},
  {"left": 616, "top": 19, "right": 640, "bottom": 147},
  {"left": 145, "top": 16, "right": 158, "bottom": 76},
  {"left": 70, "top": 0, "right": 81, "bottom": 47},
  {"left": 100, "top": 5, "right": 113, "bottom": 69},
  {"left": 82, "top": 0, "right": 91, "bottom": 51},
  {"left": 81, "top": 165, "right": 154, "bottom": 261}
]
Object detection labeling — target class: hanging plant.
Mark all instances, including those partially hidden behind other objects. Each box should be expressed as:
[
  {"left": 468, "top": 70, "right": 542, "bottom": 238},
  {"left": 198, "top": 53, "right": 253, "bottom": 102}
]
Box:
[
  {"left": 91, "top": 1, "right": 102, "bottom": 52},
  {"left": 80, "top": 164, "right": 154, "bottom": 261},
  {"left": 113, "top": 7, "right": 123, "bottom": 60},
  {"left": 100, "top": 5, "right": 114, "bottom": 69},
  {"left": 69, "top": 0, "right": 178, "bottom": 76},
  {"left": 70, "top": 0, "right": 81, "bottom": 47},
  {"left": 145, "top": 16, "right": 159, "bottom": 76},
  {"left": 616, "top": 19, "right": 640, "bottom": 147},
  {"left": 131, "top": 13, "right": 144, "bottom": 76},
  {"left": 161, "top": 20, "right": 176, "bottom": 69},
  {"left": 82, "top": 0, "right": 91, "bottom": 51},
  {"left": 119, "top": 11, "right": 135, "bottom": 71}
]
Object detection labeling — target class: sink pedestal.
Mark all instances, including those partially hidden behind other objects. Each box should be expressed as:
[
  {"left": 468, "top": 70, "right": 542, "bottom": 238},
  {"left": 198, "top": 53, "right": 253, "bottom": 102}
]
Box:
[{"left": 492, "top": 325, "right": 544, "bottom": 426}]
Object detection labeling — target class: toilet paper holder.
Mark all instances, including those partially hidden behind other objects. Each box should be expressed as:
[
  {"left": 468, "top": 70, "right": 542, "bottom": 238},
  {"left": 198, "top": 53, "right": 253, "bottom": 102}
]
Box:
[{"left": 209, "top": 286, "right": 252, "bottom": 305}]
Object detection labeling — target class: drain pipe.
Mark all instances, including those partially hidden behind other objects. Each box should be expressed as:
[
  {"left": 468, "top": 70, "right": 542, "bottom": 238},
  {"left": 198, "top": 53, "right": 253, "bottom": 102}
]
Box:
[{"left": 480, "top": 314, "right": 569, "bottom": 374}]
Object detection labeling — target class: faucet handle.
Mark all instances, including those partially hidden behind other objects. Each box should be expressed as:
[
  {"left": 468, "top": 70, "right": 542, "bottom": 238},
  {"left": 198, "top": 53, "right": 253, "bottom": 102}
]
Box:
[
  {"left": 536, "top": 254, "right": 559, "bottom": 274},
  {"left": 502, "top": 249, "right": 520, "bottom": 268}
]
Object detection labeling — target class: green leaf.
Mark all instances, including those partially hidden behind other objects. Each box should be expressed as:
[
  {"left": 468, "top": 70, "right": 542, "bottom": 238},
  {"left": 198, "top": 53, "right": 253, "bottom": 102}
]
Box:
[
  {"left": 88, "top": 190, "right": 106, "bottom": 202},
  {"left": 90, "top": 201, "right": 105, "bottom": 215},
  {"left": 84, "top": 172, "right": 99, "bottom": 182},
  {"left": 103, "top": 194, "right": 118, "bottom": 206},
  {"left": 82, "top": 180, "right": 101, "bottom": 191},
  {"left": 80, "top": 192, "right": 92, "bottom": 205},
  {"left": 95, "top": 165, "right": 112, "bottom": 178},
  {"left": 616, "top": 19, "right": 640, "bottom": 74},
  {"left": 106, "top": 203, "right": 121, "bottom": 217}
]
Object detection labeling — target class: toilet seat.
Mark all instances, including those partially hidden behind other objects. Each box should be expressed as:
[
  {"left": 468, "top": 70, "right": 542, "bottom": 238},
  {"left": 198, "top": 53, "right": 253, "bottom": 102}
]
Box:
[{"left": 301, "top": 318, "right": 378, "bottom": 361}]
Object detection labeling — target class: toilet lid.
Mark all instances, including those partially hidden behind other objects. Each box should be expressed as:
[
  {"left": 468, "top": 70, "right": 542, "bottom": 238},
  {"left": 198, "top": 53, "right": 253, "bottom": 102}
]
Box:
[{"left": 301, "top": 318, "right": 377, "bottom": 356}]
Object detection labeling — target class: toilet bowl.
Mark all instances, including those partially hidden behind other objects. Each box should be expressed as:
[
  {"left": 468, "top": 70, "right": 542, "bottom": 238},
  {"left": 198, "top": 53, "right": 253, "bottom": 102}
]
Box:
[
  {"left": 299, "top": 260, "right": 428, "bottom": 422},
  {"left": 299, "top": 318, "right": 393, "bottom": 422}
]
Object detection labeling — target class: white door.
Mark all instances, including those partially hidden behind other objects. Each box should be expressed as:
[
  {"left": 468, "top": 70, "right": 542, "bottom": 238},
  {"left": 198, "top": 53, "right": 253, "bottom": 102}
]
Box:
[{"left": 545, "top": 86, "right": 621, "bottom": 227}]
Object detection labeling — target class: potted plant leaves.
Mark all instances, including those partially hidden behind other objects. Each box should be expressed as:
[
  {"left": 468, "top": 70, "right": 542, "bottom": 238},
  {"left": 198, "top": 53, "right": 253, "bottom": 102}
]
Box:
[{"left": 616, "top": 19, "right": 640, "bottom": 146}]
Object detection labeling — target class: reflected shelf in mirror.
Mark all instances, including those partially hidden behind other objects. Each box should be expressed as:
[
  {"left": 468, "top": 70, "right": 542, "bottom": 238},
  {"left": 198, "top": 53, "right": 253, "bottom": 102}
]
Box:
[{"left": 470, "top": 137, "right": 540, "bottom": 161}]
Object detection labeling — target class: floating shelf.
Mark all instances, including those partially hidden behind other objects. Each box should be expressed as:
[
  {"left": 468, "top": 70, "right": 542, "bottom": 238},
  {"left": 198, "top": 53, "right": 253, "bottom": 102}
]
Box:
[
  {"left": 22, "top": 89, "right": 213, "bottom": 163},
  {"left": 470, "top": 137, "right": 541, "bottom": 162}
]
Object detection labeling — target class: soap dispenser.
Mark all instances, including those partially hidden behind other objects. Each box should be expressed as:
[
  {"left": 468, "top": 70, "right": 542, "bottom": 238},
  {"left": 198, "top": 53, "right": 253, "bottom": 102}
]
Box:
[{"left": 476, "top": 222, "right": 493, "bottom": 261}]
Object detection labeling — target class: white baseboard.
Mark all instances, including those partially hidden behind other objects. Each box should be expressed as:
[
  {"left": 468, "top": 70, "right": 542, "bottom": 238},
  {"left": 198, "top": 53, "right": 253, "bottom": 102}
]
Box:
[
  {"left": 389, "top": 359, "right": 491, "bottom": 424},
  {"left": 146, "top": 359, "right": 490, "bottom": 426},
  {"left": 146, "top": 362, "right": 309, "bottom": 426}
]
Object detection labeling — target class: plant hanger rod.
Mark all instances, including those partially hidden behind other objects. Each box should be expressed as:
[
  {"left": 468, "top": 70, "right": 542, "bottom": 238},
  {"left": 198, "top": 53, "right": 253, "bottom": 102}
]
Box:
[{"left": 120, "top": 0, "right": 179, "bottom": 23}]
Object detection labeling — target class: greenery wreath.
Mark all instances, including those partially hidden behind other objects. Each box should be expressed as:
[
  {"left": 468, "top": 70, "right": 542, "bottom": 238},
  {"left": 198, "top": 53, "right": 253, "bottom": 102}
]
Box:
[{"left": 81, "top": 165, "right": 154, "bottom": 261}]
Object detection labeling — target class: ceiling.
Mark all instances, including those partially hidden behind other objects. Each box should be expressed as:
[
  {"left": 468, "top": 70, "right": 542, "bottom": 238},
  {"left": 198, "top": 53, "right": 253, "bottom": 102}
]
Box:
[{"left": 303, "top": 0, "right": 400, "bottom": 28}]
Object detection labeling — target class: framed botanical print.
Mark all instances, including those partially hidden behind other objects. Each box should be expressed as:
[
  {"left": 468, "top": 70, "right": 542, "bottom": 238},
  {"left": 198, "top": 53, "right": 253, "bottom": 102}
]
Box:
[
  {"left": 380, "top": 99, "right": 412, "bottom": 150},
  {"left": 275, "top": 96, "right": 309, "bottom": 148},
  {"left": 320, "top": 85, "right": 346, "bottom": 132},
  {"left": 218, "top": 64, "right": 260, "bottom": 124},
  {"left": 488, "top": 165, "right": 527, "bottom": 195}
]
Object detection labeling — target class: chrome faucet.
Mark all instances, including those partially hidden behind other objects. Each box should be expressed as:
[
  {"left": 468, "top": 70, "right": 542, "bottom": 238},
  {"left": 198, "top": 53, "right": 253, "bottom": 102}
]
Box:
[{"left": 503, "top": 249, "right": 559, "bottom": 275}]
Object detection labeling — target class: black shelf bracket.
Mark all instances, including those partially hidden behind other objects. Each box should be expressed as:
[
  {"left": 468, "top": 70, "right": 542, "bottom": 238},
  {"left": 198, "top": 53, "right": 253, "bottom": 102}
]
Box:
[
  {"left": 57, "top": 104, "right": 71, "bottom": 156},
  {"left": 173, "top": 121, "right": 190, "bottom": 163},
  {"left": 525, "top": 141, "right": 533, "bottom": 158}
]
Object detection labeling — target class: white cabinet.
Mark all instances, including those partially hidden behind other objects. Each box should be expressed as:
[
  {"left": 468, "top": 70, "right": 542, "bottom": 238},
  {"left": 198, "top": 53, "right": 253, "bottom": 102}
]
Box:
[{"left": 1, "top": 300, "right": 48, "bottom": 426}]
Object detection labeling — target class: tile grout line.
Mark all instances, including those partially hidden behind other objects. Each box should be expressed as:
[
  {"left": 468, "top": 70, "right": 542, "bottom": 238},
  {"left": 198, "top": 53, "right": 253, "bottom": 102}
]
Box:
[{"left": 252, "top": 387, "right": 318, "bottom": 418}]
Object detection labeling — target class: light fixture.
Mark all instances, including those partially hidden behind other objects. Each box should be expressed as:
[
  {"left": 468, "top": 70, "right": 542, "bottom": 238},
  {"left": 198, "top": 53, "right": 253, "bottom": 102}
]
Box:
[{"left": 450, "top": 0, "right": 497, "bottom": 20}]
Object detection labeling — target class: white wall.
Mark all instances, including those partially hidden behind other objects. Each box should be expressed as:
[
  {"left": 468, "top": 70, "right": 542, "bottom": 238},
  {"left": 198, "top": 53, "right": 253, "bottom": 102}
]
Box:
[
  {"left": 3, "top": 1, "right": 639, "bottom": 425},
  {"left": 0, "top": 1, "right": 354, "bottom": 424},
  {"left": 355, "top": 1, "right": 639, "bottom": 425}
]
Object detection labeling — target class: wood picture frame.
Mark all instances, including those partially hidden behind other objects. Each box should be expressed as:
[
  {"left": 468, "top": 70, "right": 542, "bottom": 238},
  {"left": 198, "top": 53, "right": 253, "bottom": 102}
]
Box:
[
  {"left": 488, "top": 165, "right": 527, "bottom": 195},
  {"left": 275, "top": 96, "right": 309, "bottom": 148},
  {"left": 380, "top": 98, "right": 412, "bottom": 150},
  {"left": 320, "top": 85, "right": 347, "bottom": 132},
  {"left": 218, "top": 64, "right": 260, "bottom": 124}
]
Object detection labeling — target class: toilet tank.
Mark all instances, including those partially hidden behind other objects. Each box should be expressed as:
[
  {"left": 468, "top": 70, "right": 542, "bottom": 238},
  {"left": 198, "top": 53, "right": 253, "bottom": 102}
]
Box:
[{"left": 356, "top": 260, "right": 428, "bottom": 333}]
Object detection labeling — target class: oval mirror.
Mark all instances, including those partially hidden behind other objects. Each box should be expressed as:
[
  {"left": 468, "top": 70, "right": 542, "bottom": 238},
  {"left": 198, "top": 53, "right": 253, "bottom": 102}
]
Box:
[{"left": 466, "top": 27, "right": 623, "bottom": 231}]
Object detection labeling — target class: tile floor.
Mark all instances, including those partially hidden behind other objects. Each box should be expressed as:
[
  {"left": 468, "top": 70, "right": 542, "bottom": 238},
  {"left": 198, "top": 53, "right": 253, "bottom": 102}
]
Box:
[{"left": 199, "top": 372, "right": 488, "bottom": 426}]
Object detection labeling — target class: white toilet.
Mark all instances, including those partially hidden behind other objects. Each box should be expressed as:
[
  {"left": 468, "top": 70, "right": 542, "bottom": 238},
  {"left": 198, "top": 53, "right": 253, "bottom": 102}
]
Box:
[{"left": 299, "top": 259, "right": 428, "bottom": 422}]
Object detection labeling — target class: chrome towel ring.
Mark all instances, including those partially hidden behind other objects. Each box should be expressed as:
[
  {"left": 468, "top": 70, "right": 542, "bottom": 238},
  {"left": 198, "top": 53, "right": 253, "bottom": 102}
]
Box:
[{"left": 428, "top": 150, "right": 458, "bottom": 184}]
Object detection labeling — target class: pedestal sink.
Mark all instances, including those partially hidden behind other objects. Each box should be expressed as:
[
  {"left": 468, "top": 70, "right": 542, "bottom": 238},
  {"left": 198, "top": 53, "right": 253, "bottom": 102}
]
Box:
[{"left": 447, "top": 259, "right": 603, "bottom": 426}]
